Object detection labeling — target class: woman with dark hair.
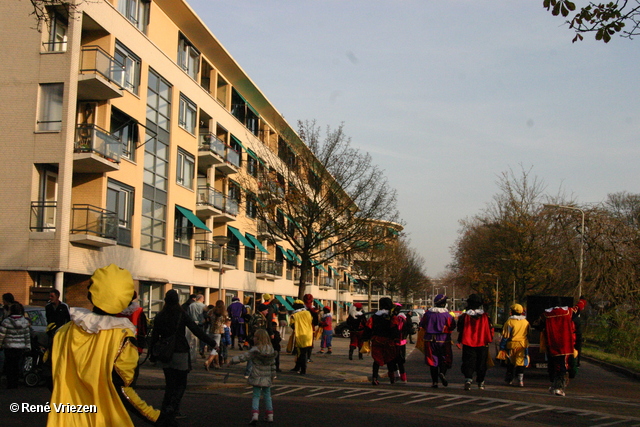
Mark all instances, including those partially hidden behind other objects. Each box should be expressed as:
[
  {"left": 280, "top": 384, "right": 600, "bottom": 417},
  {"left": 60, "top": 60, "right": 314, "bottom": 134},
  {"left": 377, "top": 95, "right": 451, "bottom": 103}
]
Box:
[
  {"left": 149, "top": 290, "right": 217, "bottom": 421},
  {"left": 0, "top": 302, "right": 31, "bottom": 388}
]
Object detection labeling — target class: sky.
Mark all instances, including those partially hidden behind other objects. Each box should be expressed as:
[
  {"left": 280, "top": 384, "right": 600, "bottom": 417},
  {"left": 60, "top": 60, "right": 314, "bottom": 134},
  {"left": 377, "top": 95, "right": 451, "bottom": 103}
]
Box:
[{"left": 187, "top": 0, "right": 640, "bottom": 278}]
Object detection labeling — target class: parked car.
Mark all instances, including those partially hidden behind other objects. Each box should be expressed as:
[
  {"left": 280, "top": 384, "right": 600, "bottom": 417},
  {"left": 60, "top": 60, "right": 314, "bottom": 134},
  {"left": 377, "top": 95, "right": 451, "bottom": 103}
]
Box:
[
  {"left": 24, "top": 305, "right": 48, "bottom": 334},
  {"left": 334, "top": 312, "right": 373, "bottom": 338},
  {"left": 400, "top": 308, "right": 425, "bottom": 333}
]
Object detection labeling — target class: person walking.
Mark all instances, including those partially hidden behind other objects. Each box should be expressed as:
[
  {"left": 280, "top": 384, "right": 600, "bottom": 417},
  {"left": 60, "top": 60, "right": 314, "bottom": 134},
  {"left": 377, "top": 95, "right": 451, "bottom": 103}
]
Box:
[
  {"left": 204, "top": 300, "right": 226, "bottom": 370},
  {"left": 45, "top": 289, "right": 70, "bottom": 333},
  {"left": 228, "top": 328, "right": 277, "bottom": 424},
  {"left": 500, "top": 303, "right": 530, "bottom": 387},
  {"left": 47, "top": 264, "right": 162, "bottom": 426},
  {"left": 363, "top": 297, "right": 399, "bottom": 385},
  {"left": 277, "top": 304, "right": 288, "bottom": 340},
  {"left": 289, "top": 300, "right": 314, "bottom": 375},
  {"left": 149, "top": 289, "right": 217, "bottom": 421},
  {"left": 318, "top": 306, "right": 333, "bottom": 354},
  {"left": 392, "top": 303, "right": 413, "bottom": 383},
  {"left": 457, "top": 293, "right": 494, "bottom": 390},
  {"left": 228, "top": 296, "right": 247, "bottom": 349},
  {"left": 0, "top": 302, "right": 31, "bottom": 389},
  {"left": 539, "top": 296, "right": 587, "bottom": 396},
  {"left": 347, "top": 303, "right": 366, "bottom": 360},
  {"left": 419, "top": 294, "right": 457, "bottom": 388}
]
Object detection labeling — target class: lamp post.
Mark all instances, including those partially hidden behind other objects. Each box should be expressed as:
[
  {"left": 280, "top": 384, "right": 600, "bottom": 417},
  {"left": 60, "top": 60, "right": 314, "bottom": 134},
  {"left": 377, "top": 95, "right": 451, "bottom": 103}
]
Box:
[
  {"left": 213, "top": 235, "right": 230, "bottom": 300},
  {"left": 544, "top": 204, "right": 585, "bottom": 297},
  {"left": 482, "top": 273, "right": 499, "bottom": 324}
]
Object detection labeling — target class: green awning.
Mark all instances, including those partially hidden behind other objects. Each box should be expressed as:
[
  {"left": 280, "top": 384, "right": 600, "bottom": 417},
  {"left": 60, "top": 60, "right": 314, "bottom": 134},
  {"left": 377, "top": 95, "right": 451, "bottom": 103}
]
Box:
[
  {"left": 280, "top": 210, "right": 301, "bottom": 230},
  {"left": 329, "top": 266, "right": 340, "bottom": 276},
  {"left": 287, "top": 249, "right": 301, "bottom": 264},
  {"left": 388, "top": 227, "right": 399, "bottom": 236},
  {"left": 228, "top": 226, "right": 254, "bottom": 248},
  {"left": 246, "top": 149, "right": 267, "bottom": 167},
  {"left": 346, "top": 273, "right": 355, "bottom": 282},
  {"left": 286, "top": 296, "right": 296, "bottom": 306},
  {"left": 313, "top": 262, "right": 327, "bottom": 273},
  {"left": 278, "top": 246, "right": 292, "bottom": 261},
  {"left": 275, "top": 295, "right": 293, "bottom": 311},
  {"left": 246, "top": 233, "right": 268, "bottom": 254},
  {"left": 176, "top": 206, "right": 211, "bottom": 232},
  {"left": 314, "top": 299, "right": 324, "bottom": 309},
  {"left": 230, "top": 135, "right": 247, "bottom": 152}
]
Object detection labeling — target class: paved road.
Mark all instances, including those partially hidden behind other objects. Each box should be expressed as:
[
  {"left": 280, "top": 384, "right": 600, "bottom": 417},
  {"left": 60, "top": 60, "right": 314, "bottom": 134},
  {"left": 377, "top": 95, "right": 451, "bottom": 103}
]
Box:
[{"left": 1, "top": 335, "right": 639, "bottom": 426}]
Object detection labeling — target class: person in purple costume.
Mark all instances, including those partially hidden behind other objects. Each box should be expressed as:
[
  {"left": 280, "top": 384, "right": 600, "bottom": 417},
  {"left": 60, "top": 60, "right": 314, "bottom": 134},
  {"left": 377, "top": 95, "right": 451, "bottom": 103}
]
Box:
[
  {"left": 227, "top": 297, "right": 247, "bottom": 349},
  {"left": 419, "top": 294, "right": 457, "bottom": 388}
]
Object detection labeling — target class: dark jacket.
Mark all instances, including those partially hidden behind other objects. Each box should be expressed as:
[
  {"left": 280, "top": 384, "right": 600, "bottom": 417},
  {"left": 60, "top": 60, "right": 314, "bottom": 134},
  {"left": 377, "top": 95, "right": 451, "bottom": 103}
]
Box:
[{"left": 150, "top": 308, "right": 216, "bottom": 355}]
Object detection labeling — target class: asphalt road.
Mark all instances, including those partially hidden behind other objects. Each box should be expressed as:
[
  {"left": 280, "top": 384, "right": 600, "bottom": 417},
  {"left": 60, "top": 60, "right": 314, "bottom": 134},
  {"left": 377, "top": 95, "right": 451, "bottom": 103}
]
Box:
[{"left": 1, "top": 336, "right": 639, "bottom": 426}]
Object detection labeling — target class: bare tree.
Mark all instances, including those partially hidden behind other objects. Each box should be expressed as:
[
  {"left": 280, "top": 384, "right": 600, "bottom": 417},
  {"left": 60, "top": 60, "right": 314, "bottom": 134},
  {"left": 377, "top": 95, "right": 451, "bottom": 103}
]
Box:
[
  {"left": 245, "top": 120, "right": 400, "bottom": 300},
  {"left": 27, "top": 0, "right": 80, "bottom": 32}
]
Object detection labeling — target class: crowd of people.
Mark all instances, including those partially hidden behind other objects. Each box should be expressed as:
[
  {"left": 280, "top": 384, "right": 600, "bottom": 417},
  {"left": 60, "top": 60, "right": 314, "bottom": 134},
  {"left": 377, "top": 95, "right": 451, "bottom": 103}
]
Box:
[{"left": 0, "top": 263, "right": 590, "bottom": 426}]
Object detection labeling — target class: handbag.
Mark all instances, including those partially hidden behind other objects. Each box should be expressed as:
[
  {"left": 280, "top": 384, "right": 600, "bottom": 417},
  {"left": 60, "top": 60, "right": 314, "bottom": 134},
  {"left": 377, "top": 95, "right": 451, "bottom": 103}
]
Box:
[
  {"left": 360, "top": 340, "right": 371, "bottom": 354},
  {"left": 415, "top": 328, "right": 425, "bottom": 354},
  {"left": 152, "top": 313, "right": 181, "bottom": 363},
  {"left": 286, "top": 333, "right": 296, "bottom": 354}
]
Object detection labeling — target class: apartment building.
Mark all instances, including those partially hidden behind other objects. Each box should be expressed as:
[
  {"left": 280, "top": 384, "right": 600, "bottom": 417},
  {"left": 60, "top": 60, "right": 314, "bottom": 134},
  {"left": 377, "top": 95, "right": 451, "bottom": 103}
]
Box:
[{"left": 0, "top": 0, "right": 404, "bottom": 318}]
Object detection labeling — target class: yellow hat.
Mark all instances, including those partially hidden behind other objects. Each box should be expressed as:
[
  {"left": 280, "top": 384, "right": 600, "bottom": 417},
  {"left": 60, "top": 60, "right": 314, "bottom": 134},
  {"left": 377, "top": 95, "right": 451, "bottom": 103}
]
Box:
[
  {"left": 510, "top": 303, "right": 524, "bottom": 314},
  {"left": 262, "top": 293, "right": 272, "bottom": 301},
  {"left": 294, "top": 299, "right": 304, "bottom": 305},
  {"left": 89, "top": 264, "right": 134, "bottom": 314}
]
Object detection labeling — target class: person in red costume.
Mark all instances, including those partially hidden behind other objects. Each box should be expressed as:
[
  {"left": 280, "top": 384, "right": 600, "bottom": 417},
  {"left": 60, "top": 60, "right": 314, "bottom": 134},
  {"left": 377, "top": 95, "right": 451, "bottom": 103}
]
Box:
[
  {"left": 539, "top": 296, "right": 587, "bottom": 396},
  {"left": 456, "top": 293, "right": 494, "bottom": 390}
]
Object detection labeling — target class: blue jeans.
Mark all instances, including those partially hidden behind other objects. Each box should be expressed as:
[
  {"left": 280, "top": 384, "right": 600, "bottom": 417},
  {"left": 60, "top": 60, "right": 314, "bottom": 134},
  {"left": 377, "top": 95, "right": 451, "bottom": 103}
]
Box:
[
  {"left": 321, "top": 330, "right": 333, "bottom": 349},
  {"left": 252, "top": 386, "right": 273, "bottom": 411}
]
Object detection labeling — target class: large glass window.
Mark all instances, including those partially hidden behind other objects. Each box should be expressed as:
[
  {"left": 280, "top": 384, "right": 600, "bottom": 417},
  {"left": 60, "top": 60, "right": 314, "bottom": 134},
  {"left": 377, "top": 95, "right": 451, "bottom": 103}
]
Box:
[
  {"left": 37, "top": 83, "right": 63, "bottom": 132},
  {"left": 176, "top": 148, "right": 194, "bottom": 189},
  {"left": 146, "top": 69, "right": 171, "bottom": 131},
  {"left": 118, "top": 0, "right": 149, "bottom": 33},
  {"left": 246, "top": 192, "right": 257, "bottom": 219},
  {"left": 114, "top": 41, "right": 141, "bottom": 95},
  {"left": 178, "top": 34, "right": 200, "bottom": 80},
  {"left": 110, "top": 107, "right": 138, "bottom": 161},
  {"left": 44, "top": 12, "right": 67, "bottom": 52},
  {"left": 106, "top": 179, "right": 134, "bottom": 246},
  {"left": 178, "top": 94, "right": 197, "bottom": 134}
]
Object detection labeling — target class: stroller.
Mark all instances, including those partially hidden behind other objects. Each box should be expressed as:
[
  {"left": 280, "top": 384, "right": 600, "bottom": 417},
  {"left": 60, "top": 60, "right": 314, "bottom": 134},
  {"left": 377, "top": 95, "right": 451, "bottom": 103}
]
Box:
[{"left": 21, "top": 333, "right": 47, "bottom": 387}]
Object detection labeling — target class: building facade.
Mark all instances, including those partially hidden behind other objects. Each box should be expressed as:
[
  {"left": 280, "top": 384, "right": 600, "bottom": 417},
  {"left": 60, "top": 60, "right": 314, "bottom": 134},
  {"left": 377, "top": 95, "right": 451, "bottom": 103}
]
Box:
[{"left": 0, "top": 0, "right": 401, "bottom": 318}]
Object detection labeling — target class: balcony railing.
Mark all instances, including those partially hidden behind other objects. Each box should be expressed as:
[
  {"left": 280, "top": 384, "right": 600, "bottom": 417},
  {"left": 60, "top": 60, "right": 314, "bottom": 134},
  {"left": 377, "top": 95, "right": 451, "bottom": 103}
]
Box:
[
  {"left": 227, "top": 147, "right": 240, "bottom": 168},
  {"left": 79, "top": 46, "right": 125, "bottom": 89},
  {"left": 75, "top": 124, "right": 121, "bottom": 163},
  {"left": 194, "top": 242, "right": 237, "bottom": 267},
  {"left": 70, "top": 204, "right": 117, "bottom": 240},
  {"left": 197, "top": 186, "right": 239, "bottom": 216},
  {"left": 257, "top": 259, "right": 283, "bottom": 277},
  {"left": 319, "top": 277, "right": 335, "bottom": 289},
  {"left": 30, "top": 201, "right": 57, "bottom": 232},
  {"left": 294, "top": 269, "right": 313, "bottom": 285},
  {"left": 199, "top": 133, "right": 227, "bottom": 159}
]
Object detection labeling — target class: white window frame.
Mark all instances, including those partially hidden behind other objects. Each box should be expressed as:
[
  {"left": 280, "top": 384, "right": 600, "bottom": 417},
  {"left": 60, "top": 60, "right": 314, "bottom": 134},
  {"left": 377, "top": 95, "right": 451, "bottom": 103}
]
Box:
[
  {"left": 178, "top": 94, "right": 197, "bottom": 134},
  {"left": 45, "top": 12, "right": 67, "bottom": 52},
  {"left": 178, "top": 34, "right": 200, "bottom": 80},
  {"left": 118, "top": 0, "right": 149, "bottom": 33},
  {"left": 37, "top": 83, "right": 63, "bottom": 132},
  {"left": 114, "top": 41, "right": 141, "bottom": 95},
  {"left": 176, "top": 148, "right": 195, "bottom": 189}
]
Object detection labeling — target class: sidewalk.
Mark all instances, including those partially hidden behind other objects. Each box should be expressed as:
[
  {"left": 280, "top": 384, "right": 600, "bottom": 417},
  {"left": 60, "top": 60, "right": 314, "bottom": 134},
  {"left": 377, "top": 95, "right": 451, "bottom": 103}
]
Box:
[{"left": 136, "top": 335, "right": 378, "bottom": 390}]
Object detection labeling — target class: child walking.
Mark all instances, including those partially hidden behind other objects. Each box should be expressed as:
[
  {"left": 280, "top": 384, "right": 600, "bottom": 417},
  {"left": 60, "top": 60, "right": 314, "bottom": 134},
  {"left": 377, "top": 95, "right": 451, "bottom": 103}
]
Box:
[{"left": 228, "top": 328, "right": 277, "bottom": 424}]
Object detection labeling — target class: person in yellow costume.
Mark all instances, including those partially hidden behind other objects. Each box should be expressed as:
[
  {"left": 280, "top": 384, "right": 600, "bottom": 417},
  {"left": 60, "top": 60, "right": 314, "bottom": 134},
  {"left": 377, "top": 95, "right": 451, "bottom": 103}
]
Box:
[
  {"left": 47, "top": 264, "right": 163, "bottom": 427},
  {"left": 499, "top": 303, "right": 530, "bottom": 387},
  {"left": 288, "top": 300, "right": 315, "bottom": 375}
]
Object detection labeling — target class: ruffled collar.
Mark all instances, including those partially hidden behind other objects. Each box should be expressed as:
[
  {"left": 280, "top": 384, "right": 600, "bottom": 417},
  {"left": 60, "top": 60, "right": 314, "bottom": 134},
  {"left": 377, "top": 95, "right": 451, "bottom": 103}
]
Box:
[
  {"left": 545, "top": 306, "right": 568, "bottom": 313},
  {"left": 465, "top": 309, "right": 485, "bottom": 316},
  {"left": 375, "top": 309, "right": 389, "bottom": 316},
  {"left": 428, "top": 307, "right": 449, "bottom": 313},
  {"left": 71, "top": 307, "right": 135, "bottom": 334},
  {"left": 509, "top": 315, "right": 526, "bottom": 320}
]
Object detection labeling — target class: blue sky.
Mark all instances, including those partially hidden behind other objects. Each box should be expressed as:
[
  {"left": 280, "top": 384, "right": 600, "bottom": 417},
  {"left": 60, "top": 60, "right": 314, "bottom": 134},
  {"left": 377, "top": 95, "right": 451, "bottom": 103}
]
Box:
[{"left": 188, "top": 0, "right": 640, "bottom": 277}]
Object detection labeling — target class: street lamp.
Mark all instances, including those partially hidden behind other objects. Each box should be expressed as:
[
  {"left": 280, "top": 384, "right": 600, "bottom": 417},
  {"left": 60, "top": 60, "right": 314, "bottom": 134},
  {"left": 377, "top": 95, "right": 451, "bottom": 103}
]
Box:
[
  {"left": 213, "top": 235, "right": 230, "bottom": 299},
  {"left": 544, "top": 204, "right": 585, "bottom": 297},
  {"left": 482, "top": 273, "right": 499, "bottom": 324}
]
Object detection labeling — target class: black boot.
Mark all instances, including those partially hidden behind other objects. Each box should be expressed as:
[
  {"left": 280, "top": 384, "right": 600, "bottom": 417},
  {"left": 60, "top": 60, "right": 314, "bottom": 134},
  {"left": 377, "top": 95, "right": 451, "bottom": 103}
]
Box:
[
  {"left": 349, "top": 348, "right": 354, "bottom": 360},
  {"left": 359, "top": 352, "right": 363, "bottom": 360}
]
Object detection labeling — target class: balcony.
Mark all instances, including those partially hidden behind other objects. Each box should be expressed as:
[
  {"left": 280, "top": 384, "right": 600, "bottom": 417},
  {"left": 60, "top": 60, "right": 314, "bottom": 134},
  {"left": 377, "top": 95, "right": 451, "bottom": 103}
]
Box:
[
  {"left": 196, "top": 186, "right": 237, "bottom": 222},
  {"left": 257, "top": 219, "right": 283, "bottom": 241},
  {"left": 258, "top": 180, "right": 285, "bottom": 203},
  {"left": 293, "top": 269, "right": 313, "bottom": 286},
  {"left": 30, "top": 201, "right": 57, "bottom": 232},
  {"left": 338, "top": 281, "right": 350, "bottom": 293},
  {"left": 198, "top": 134, "right": 238, "bottom": 174},
  {"left": 69, "top": 204, "right": 117, "bottom": 247},
  {"left": 319, "top": 277, "right": 335, "bottom": 291},
  {"left": 256, "top": 259, "right": 283, "bottom": 280},
  {"left": 194, "top": 242, "right": 237, "bottom": 269},
  {"left": 77, "top": 46, "right": 125, "bottom": 100},
  {"left": 73, "top": 124, "right": 121, "bottom": 173}
]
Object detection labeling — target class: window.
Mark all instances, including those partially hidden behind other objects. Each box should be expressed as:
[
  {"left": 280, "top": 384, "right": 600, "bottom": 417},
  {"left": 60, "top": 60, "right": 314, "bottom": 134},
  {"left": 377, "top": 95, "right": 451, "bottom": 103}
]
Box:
[
  {"left": 146, "top": 68, "right": 171, "bottom": 131},
  {"left": 246, "top": 154, "right": 258, "bottom": 178},
  {"left": 229, "top": 181, "right": 241, "bottom": 204},
  {"left": 106, "top": 179, "right": 134, "bottom": 246},
  {"left": 246, "top": 192, "right": 257, "bottom": 219},
  {"left": 37, "top": 83, "right": 63, "bottom": 132},
  {"left": 176, "top": 148, "right": 194, "bottom": 189},
  {"left": 114, "top": 41, "right": 141, "bottom": 94},
  {"left": 178, "top": 34, "right": 200, "bottom": 80},
  {"left": 231, "top": 88, "right": 259, "bottom": 136},
  {"left": 178, "top": 94, "right": 197, "bottom": 134},
  {"left": 244, "top": 245, "right": 255, "bottom": 272},
  {"left": 44, "top": 12, "right": 67, "bottom": 52},
  {"left": 217, "top": 75, "right": 229, "bottom": 107},
  {"left": 173, "top": 207, "right": 192, "bottom": 258},
  {"left": 31, "top": 166, "right": 58, "bottom": 232},
  {"left": 118, "top": 0, "right": 150, "bottom": 33},
  {"left": 110, "top": 107, "right": 138, "bottom": 161}
]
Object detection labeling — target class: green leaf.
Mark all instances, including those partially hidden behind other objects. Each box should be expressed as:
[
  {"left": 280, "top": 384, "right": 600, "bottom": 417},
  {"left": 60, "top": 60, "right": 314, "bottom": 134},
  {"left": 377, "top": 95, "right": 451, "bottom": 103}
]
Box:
[{"left": 566, "top": 1, "right": 576, "bottom": 11}]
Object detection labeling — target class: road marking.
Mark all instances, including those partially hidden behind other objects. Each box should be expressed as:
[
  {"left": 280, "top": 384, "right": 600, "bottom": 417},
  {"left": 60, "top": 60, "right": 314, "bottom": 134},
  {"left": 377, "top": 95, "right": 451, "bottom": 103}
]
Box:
[
  {"left": 472, "top": 402, "right": 513, "bottom": 414},
  {"left": 305, "top": 389, "right": 342, "bottom": 398},
  {"left": 436, "top": 397, "right": 480, "bottom": 409},
  {"left": 591, "top": 420, "right": 627, "bottom": 427},
  {"left": 272, "top": 386, "right": 307, "bottom": 397},
  {"left": 337, "top": 390, "right": 378, "bottom": 399},
  {"left": 509, "top": 406, "right": 553, "bottom": 420},
  {"left": 370, "top": 391, "right": 416, "bottom": 402},
  {"left": 404, "top": 395, "right": 441, "bottom": 405}
]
